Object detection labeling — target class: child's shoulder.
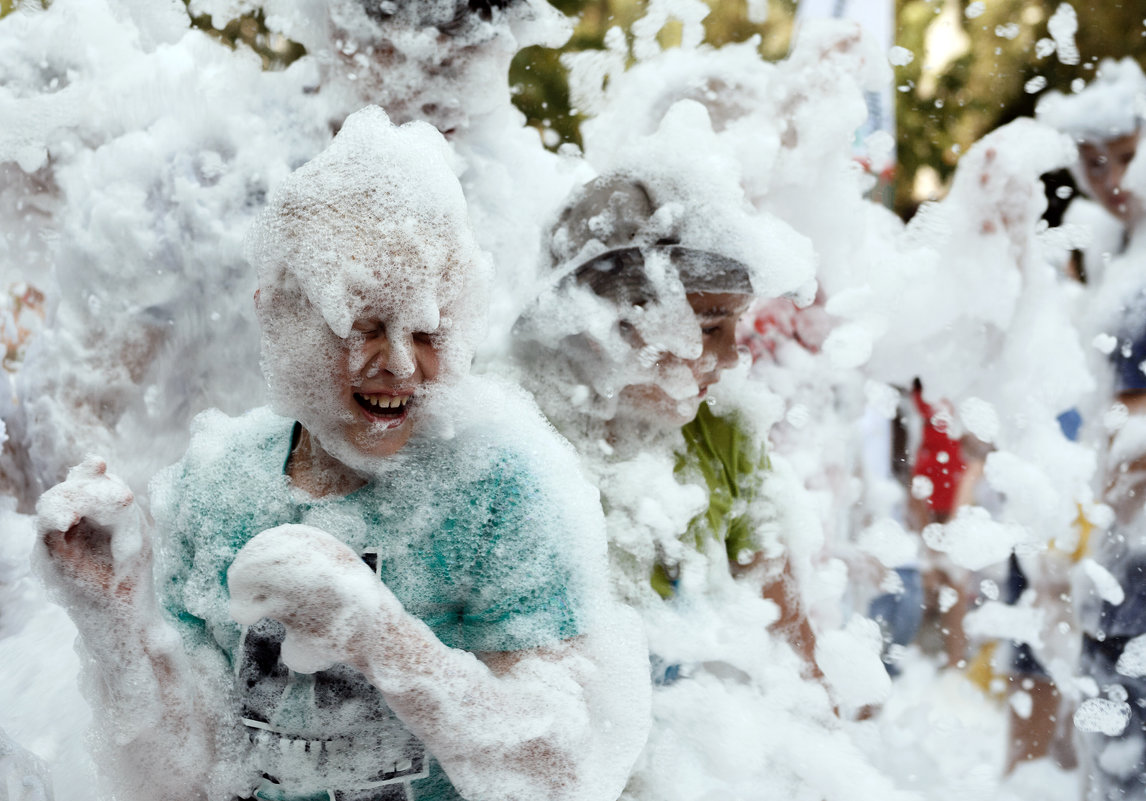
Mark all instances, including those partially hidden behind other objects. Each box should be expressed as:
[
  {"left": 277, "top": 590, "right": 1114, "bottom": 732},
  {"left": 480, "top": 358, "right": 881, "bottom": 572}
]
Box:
[
  {"left": 151, "top": 406, "right": 292, "bottom": 513},
  {"left": 183, "top": 406, "right": 293, "bottom": 471},
  {"left": 445, "top": 376, "right": 585, "bottom": 481},
  {"left": 430, "top": 375, "right": 601, "bottom": 524}
]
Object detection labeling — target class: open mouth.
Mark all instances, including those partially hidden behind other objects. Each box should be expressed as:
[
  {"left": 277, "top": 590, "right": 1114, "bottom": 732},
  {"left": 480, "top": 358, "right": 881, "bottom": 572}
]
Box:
[{"left": 353, "top": 392, "right": 411, "bottom": 424}]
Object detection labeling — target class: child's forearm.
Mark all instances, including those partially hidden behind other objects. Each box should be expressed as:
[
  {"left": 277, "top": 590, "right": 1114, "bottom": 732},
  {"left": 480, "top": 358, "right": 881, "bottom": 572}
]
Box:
[
  {"left": 354, "top": 610, "right": 596, "bottom": 801},
  {"left": 228, "top": 524, "right": 650, "bottom": 801},
  {"left": 350, "top": 602, "right": 648, "bottom": 801},
  {"left": 65, "top": 585, "right": 222, "bottom": 800},
  {"left": 761, "top": 558, "right": 820, "bottom": 678},
  {"left": 35, "top": 460, "right": 222, "bottom": 800}
]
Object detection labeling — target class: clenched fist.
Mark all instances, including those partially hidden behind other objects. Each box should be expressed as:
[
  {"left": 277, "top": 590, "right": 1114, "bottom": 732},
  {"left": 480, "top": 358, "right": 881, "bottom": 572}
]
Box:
[
  {"left": 35, "top": 456, "right": 149, "bottom": 610},
  {"left": 227, "top": 524, "right": 402, "bottom": 674}
]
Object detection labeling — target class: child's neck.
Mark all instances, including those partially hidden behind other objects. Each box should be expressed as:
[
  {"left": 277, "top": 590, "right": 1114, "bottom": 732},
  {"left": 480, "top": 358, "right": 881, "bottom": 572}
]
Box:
[{"left": 286, "top": 427, "right": 368, "bottom": 499}]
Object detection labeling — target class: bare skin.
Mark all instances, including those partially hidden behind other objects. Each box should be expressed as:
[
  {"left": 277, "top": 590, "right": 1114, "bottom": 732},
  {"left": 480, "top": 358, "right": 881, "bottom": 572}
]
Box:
[
  {"left": 906, "top": 451, "right": 983, "bottom": 670},
  {"left": 1079, "top": 132, "right": 1140, "bottom": 224},
  {"left": 1005, "top": 676, "right": 1077, "bottom": 773},
  {"left": 757, "top": 557, "right": 822, "bottom": 679}
]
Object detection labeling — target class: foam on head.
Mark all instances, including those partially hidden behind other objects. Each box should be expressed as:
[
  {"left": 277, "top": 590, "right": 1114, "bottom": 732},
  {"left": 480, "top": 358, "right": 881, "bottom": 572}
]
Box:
[
  {"left": 515, "top": 114, "right": 811, "bottom": 426},
  {"left": 1036, "top": 57, "right": 1146, "bottom": 143},
  {"left": 247, "top": 105, "right": 490, "bottom": 468},
  {"left": 575, "top": 40, "right": 778, "bottom": 156},
  {"left": 189, "top": 0, "right": 570, "bottom": 132}
]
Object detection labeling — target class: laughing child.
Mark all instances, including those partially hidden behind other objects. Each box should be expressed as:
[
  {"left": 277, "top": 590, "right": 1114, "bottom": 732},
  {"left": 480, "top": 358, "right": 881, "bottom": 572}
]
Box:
[{"left": 34, "top": 106, "right": 648, "bottom": 801}]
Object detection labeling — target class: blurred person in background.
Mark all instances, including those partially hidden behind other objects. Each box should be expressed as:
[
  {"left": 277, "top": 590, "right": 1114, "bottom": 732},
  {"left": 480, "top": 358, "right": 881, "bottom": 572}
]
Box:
[{"left": 1038, "top": 57, "right": 1146, "bottom": 797}]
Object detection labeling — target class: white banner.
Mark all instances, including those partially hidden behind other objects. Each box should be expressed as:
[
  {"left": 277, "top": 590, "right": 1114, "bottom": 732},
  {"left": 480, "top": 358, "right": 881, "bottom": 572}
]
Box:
[{"left": 795, "top": 0, "right": 896, "bottom": 199}]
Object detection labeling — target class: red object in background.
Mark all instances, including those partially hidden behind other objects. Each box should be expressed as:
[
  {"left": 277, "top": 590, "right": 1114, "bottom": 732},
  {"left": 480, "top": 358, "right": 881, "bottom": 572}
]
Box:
[
  {"left": 910, "top": 384, "right": 967, "bottom": 515},
  {"left": 738, "top": 292, "right": 833, "bottom": 363}
]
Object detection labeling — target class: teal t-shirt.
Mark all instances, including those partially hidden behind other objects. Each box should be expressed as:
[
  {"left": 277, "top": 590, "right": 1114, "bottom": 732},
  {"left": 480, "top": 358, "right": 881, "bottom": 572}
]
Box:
[{"left": 152, "top": 407, "right": 586, "bottom": 801}]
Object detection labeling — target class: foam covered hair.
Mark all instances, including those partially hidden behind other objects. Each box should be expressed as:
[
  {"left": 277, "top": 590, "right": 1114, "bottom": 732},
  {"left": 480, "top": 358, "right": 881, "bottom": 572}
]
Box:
[
  {"left": 1037, "top": 57, "right": 1146, "bottom": 143},
  {"left": 248, "top": 105, "right": 489, "bottom": 370},
  {"left": 189, "top": 0, "right": 570, "bottom": 57}
]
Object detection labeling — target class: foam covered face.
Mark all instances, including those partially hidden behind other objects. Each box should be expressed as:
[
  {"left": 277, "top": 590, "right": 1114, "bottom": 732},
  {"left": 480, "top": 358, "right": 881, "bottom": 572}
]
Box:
[
  {"left": 330, "top": 8, "right": 518, "bottom": 134},
  {"left": 616, "top": 292, "right": 751, "bottom": 426},
  {"left": 339, "top": 309, "right": 442, "bottom": 457},
  {"left": 258, "top": 279, "right": 449, "bottom": 466},
  {"left": 1079, "top": 132, "right": 1140, "bottom": 221}
]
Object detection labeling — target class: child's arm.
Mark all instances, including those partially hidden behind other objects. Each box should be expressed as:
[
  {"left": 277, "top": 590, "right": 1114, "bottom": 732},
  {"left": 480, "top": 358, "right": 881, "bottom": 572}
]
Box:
[
  {"left": 35, "top": 458, "right": 220, "bottom": 800},
  {"left": 228, "top": 524, "right": 650, "bottom": 801},
  {"left": 761, "top": 557, "right": 822, "bottom": 679}
]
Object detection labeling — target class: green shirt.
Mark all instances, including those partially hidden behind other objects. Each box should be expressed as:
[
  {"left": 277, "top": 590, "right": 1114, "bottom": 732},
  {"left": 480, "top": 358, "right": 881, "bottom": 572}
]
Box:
[
  {"left": 651, "top": 404, "right": 768, "bottom": 598},
  {"left": 152, "top": 407, "right": 586, "bottom": 801}
]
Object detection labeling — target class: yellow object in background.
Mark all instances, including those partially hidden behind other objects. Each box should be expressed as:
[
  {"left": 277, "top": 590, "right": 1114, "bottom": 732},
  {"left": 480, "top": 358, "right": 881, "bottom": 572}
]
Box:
[
  {"left": 965, "top": 641, "right": 1006, "bottom": 698},
  {"left": 1048, "top": 503, "right": 1093, "bottom": 562}
]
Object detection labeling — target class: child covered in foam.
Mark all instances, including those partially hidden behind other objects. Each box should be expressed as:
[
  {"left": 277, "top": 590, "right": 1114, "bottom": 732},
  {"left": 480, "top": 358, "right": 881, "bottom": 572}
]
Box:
[
  {"left": 511, "top": 102, "right": 821, "bottom": 666},
  {"left": 33, "top": 106, "right": 648, "bottom": 801},
  {"left": 509, "top": 134, "right": 909, "bottom": 801}
]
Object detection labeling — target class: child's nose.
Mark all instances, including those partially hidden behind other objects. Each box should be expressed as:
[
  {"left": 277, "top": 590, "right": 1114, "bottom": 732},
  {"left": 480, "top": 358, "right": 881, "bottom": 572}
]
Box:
[
  {"left": 380, "top": 336, "right": 416, "bottom": 379},
  {"left": 716, "top": 341, "right": 739, "bottom": 370}
]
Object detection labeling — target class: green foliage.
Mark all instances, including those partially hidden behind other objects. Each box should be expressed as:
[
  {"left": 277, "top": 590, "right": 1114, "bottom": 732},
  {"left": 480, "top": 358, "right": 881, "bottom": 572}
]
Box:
[
  {"left": 509, "top": 0, "right": 797, "bottom": 150},
  {"left": 894, "top": 0, "right": 1146, "bottom": 217},
  {"left": 183, "top": 0, "right": 305, "bottom": 69},
  {"left": 1, "top": 0, "right": 45, "bottom": 18}
]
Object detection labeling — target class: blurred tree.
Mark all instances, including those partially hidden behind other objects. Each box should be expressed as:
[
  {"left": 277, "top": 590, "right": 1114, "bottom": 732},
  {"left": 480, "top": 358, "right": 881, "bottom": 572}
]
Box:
[
  {"left": 519, "top": 0, "right": 1146, "bottom": 218},
  {"left": 510, "top": 0, "right": 797, "bottom": 149},
  {"left": 183, "top": 1, "right": 305, "bottom": 69},
  {"left": 0, "top": 0, "right": 42, "bottom": 18},
  {"left": 6, "top": 0, "right": 1143, "bottom": 221},
  {"left": 894, "top": 0, "right": 1146, "bottom": 217}
]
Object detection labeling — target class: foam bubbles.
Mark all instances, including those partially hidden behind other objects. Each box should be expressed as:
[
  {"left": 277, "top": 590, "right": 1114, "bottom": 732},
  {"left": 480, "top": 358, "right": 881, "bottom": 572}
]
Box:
[
  {"left": 1115, "top": 634, "right": 1146, "bottom": 678},
  {"left": 1047, "top": 4, "right": 1080, "bottom": 67},
  {"left": 1082, "top": 558, "right": 1126, "bottom": 605},
  {"left": 887, "top": 46, "right": 914, "bottom": 67},
  {"left": 1036, "top": 57, "right": 1146, "bottom": 142},
  {"left": 1075, "top": 698, "right": 1131, "bottom": 736}
]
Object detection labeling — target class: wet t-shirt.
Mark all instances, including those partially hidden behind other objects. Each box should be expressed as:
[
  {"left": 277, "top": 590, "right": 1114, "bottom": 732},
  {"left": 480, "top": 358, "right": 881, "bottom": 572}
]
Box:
[
  {"left": 152, "top": 407, "right": 586, "bottom": 801},
  {"left": 649, "top": 404, "right": 768, "bottom": 599}
]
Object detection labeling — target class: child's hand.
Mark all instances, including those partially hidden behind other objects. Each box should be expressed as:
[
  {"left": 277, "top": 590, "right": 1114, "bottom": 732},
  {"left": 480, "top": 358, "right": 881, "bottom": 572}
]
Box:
[
  {"left": 35, "top": 456, "right": 148, "bottom": 608},
  {"left": 227, "top": 524, "right": 399, "bottom": 674}
]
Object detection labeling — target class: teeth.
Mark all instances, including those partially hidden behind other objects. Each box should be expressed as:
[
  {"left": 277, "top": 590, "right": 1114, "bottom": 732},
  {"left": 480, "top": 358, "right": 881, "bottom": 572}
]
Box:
[{"left": 359, "top": 394, "right": 410, "bottom": 409}]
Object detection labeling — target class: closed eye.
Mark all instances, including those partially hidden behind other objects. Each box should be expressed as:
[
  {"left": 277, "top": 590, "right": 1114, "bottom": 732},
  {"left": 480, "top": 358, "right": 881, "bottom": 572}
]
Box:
[
  {"left": 699, "top": 311, "right": 736, "bottom": 337},
  {"left": 353, "top": 320, "right": 386, "bottom": 337}
]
